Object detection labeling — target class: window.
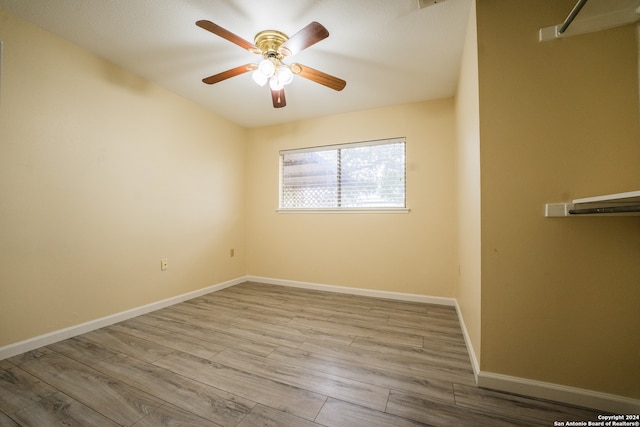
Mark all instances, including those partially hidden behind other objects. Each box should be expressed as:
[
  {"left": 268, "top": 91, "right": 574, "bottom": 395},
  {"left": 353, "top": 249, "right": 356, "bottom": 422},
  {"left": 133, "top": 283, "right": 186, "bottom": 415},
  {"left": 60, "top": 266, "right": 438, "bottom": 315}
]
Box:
[{"left": 279, "top": 137, "right": 406, "bottom": 211}]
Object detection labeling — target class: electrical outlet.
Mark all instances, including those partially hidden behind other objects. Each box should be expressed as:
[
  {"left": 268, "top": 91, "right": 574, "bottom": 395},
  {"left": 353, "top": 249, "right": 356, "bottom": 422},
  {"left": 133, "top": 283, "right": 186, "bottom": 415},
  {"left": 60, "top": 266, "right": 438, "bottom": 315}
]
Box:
[
  {"left": 161, "top": 259, "right": 168, "bottom": 271},
  {"left": 230, "top": 249, "right": 235, "bottom": 257}
]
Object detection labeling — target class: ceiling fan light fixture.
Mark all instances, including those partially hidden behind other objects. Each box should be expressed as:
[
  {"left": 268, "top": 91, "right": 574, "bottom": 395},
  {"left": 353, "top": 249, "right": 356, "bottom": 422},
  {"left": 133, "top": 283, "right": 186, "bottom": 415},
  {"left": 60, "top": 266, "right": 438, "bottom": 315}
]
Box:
[{"left": 197, "top": 20, "right": 345, "bottom": 107}]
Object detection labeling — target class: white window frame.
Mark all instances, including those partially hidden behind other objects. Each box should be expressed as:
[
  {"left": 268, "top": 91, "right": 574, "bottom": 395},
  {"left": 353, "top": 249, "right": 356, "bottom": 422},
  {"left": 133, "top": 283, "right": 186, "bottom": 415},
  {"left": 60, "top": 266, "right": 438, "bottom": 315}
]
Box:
[{"left": 277, "top": 137, "right": 409, "bottom": 213}]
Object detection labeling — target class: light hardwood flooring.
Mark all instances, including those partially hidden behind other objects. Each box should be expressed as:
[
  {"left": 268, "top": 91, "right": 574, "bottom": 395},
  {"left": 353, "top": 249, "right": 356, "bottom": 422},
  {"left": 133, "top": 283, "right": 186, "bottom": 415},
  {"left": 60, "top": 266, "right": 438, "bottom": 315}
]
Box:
[{"left": 1, "top": 281, "right": 605, "bottom": 426}]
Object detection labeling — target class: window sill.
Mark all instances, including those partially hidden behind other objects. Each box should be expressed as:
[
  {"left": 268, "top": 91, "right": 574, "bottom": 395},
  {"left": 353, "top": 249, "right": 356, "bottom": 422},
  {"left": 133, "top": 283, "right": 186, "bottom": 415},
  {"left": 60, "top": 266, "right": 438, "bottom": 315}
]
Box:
[{"left": 276, "top": 208, "right": 410, "bottom": 214}]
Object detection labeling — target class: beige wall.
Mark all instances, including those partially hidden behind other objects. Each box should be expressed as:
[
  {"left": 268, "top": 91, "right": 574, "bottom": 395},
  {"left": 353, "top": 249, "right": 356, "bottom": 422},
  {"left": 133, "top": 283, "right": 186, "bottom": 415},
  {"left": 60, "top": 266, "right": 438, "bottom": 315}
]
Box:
[
  {"left": 455, "top": 0, "right": 481, "bottom": 368},
  {"left": 4, "top": 0, "right": 639, "bottom": 404},
  {"left": 477, "top": 0, "right": 640, "bottom": 399},
  {"left": 0, "top": 10, "right": 247, "bottom": 347},
  {"left": 246, "top": 100, "right": 458, "bottom": 296}
]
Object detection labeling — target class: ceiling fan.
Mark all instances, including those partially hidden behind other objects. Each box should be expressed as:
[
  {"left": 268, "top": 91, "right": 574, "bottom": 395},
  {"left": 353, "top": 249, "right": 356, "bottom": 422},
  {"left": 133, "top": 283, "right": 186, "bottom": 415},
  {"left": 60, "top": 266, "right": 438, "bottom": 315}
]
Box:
[{"left": 196, "top": 20, "right": 346, "bottom": 108}]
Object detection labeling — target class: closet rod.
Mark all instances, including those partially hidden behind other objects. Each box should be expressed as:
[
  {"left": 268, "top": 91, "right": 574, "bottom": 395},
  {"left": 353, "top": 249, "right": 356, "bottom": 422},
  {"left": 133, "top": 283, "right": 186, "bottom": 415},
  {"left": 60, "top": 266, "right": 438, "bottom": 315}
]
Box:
[{"left": 558, "top": 0, "right": 589, "bottom": 34}]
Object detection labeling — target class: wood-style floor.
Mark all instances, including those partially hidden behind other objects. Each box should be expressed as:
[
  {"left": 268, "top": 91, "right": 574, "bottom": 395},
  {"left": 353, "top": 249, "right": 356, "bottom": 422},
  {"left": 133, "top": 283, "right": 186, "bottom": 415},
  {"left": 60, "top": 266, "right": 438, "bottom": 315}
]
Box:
[{"left": 1, "top": 281, "right": 604, "bottom": 426}]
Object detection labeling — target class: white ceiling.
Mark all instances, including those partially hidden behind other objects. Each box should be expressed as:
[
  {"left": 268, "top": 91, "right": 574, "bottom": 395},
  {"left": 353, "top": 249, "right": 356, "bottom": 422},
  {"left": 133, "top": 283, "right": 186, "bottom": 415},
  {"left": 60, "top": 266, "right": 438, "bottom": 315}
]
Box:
[
  {"left": 2, "top": 0, "right": 636, "bottom": 128},
  {"left": 0, "top": 0, "right": 473, "bottom": 127}
]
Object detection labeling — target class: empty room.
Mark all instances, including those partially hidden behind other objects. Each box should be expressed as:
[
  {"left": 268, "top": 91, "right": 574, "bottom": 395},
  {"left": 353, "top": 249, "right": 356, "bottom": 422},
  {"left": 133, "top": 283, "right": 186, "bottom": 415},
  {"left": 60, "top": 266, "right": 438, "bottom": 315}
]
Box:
[{"left": 1, "top": 0, "right": 639, "bottom": 426}]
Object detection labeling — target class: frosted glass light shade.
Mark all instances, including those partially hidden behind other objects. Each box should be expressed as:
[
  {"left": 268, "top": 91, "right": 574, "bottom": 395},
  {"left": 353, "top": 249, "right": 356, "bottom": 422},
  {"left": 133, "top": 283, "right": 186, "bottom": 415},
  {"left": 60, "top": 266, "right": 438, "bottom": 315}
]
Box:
[
  {"left": 278, "top": 66, "right": 294, "bottom": 86},
  {"left": 258, "top": 59, "right": 275, "bottom": 77},
  {"left": 269, "top": 75, "right": 284, "bottom": 90},
  {"left": 252, "top": 70, "right": 268, "bottom": 86}
]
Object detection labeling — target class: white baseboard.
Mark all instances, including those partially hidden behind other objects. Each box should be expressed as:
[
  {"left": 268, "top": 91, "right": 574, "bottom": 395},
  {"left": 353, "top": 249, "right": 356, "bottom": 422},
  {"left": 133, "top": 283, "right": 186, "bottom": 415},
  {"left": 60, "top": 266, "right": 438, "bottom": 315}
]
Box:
[
  {"left": 477, "top": 371, "right": 640, "bottom": 414},
  {"left": 453, "top": 300, "right": 480, "bottom": 382},
  {"left": 0, "top": 276, "right": 247, "bottom": 360},
  {"left": 245, "top": 275, "right": 457, "bottom": 306}
]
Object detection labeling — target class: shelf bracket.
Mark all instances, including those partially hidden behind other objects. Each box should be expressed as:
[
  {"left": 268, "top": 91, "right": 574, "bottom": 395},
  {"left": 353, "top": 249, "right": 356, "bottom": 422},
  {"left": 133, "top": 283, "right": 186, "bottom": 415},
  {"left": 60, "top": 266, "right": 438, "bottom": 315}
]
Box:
[
  {"left": 539, "top": 1, "right": 640, "bottom": 42},
  {"left": 545, "top": 190, "right": 640, "bottom": 217}
]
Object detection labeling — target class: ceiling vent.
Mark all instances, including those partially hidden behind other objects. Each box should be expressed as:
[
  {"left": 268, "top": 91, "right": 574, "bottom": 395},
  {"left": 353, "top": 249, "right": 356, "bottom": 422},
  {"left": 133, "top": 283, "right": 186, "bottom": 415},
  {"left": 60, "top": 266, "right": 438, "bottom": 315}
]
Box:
[{"left": 417, "top": 0, "right": 448, "bottom": 10}]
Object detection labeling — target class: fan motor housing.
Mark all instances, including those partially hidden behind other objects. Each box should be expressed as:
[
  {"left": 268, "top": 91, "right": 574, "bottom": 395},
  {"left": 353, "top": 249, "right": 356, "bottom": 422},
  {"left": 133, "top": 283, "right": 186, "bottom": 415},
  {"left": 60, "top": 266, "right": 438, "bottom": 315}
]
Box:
[{"left": 254, "top": 30, "right": 289, "bottom": 58}]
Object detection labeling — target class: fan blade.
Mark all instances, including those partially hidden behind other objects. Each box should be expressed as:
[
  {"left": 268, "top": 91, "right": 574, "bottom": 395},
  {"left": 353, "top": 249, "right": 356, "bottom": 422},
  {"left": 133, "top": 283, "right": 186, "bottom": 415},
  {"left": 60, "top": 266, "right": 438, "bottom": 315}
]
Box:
[
  {"left": 279, "top": 22, "right": 329, "bottom": 57},
  {"left": 271, "top": 88, "right": 286, "bottom": 108},
  {"left": 196, "top": 20, "right": 260, "bottom": 53},
  {"left": 293, "top": 64, "right": 346, "bottom": 91},
  {"left": 202, "top": 64, "right": 257, "bottom": 85}
]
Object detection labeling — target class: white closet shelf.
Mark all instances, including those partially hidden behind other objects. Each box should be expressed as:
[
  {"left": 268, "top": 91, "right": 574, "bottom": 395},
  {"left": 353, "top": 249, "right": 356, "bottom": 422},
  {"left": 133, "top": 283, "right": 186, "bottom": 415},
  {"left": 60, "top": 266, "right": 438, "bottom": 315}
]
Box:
[{"left": 545, "top": 190, "right": 640, "bottom": 217}]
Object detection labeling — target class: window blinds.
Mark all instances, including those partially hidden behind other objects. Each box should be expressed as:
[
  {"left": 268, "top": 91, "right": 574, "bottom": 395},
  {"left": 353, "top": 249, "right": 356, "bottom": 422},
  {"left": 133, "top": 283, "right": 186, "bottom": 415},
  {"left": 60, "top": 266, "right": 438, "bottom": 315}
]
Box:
[{"left": 280, "top": 138, "right": 406, "bottom": 209}]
